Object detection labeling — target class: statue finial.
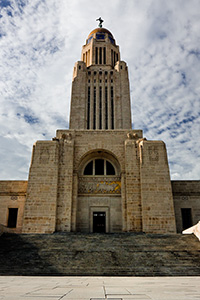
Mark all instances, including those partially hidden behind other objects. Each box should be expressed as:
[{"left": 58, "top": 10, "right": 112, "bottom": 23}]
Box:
[{"left": 96, "top": 17, "right": 104, "bottom": 28}]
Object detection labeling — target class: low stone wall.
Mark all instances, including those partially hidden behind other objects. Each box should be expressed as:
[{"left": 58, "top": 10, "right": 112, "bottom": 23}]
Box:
[
  {"left": 0, "top": 181, "right": 27, "bottom": 233},
  {"left": 172, "top": 181, "right": 200, "bottom": 233},
  {"left": 172, "top": 181, "right": 200, "bottom": 196},
  {"left": 0, "top": 181, "right": 28, "bottom": 196}
]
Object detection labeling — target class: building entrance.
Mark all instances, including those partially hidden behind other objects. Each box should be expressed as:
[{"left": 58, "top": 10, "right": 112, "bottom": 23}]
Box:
[
  {"left": 93, "top": 212, "right": 106, "bottom": 233},
  {"left": 7, "top": 208, "right": 18, "bottom": 228}
]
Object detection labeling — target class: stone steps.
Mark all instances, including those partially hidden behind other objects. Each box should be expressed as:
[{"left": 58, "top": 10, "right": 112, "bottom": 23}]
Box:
[{"left": 0, "top": 232, "right": 200, "bottom": 276}]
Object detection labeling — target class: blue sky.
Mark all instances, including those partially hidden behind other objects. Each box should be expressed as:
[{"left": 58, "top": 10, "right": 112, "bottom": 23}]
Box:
[{"left": 0, "top": 0, "right": 200, "bottom": 180}]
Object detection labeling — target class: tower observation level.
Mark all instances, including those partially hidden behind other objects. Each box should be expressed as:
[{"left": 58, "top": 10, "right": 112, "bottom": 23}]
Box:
[{"left": 69, "top": 26, "right": 132, "bottom": 130}]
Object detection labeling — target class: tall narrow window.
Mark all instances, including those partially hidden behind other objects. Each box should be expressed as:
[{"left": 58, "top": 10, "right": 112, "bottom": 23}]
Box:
[
  {"left": 99, "top": 47, "right": 102, "bottom": 64},
  {"left": 116, "top": 53, "right": 118, "bottom": 62},
  {"left": 86, "top": 51, "right": 88, "bottom": 66},
  {"left": 7, "top": 208, "right": 18, "bottom": 228},
  {"left": 111, "top": 86, "right": 114, "bottom": 129},
  {"left": 114, "top": 52, "right": 117, "bottom": 65},
  {"left": 88, "top": 49, "right": 90, "bottom": 65},
  {"left": 105, "top": 86, "right": 108, "bottom": 129},
  {"left": 93, "top": 86, "right": 96, "bottom": 129},
  {"left": 99, "top": 86, "right": 102, "bottom": 129},
  {"left": 111, "top": 49, "right": 113, "bottom": 66},
  {"left": 95, "top": 47, "right": 98, "bottom": 64},
  {"left": 87, "top": 86, "right": 90, "bottom": 129},
  {"left": 103, "top": 47, "right": 106, "bottom": 64}
]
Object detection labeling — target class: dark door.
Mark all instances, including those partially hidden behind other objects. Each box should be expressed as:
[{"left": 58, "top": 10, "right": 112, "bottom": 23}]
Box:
[
  {"left": 181, "top": 208, "right": 192, "bottom": 230},
  {"left": 7, "top": 208, "right": 18, "bottom": 228},
  {"left": 93, "top": 212, "right": 106, "bottom": 233}
]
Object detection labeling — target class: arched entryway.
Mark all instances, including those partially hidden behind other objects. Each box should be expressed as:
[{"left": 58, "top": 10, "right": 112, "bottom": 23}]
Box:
[{"left": 76, "top": 150, "right": 122, "bottom": 233}]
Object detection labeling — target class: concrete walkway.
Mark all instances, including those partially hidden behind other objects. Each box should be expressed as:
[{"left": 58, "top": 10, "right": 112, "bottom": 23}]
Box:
[{"left": 0, "top": 276, "right": 200, "bottom": 300}]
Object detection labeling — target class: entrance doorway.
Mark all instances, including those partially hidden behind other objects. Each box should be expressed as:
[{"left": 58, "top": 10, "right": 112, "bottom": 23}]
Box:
[
  {"left": 181, "top": 208, "right": 192, "bottom": 230},
  {"left": 7, "top": 208, "right": 18, "bottom": 228},
  {"left": 93, "top": 212, "right": 106, "bottom": 233}
]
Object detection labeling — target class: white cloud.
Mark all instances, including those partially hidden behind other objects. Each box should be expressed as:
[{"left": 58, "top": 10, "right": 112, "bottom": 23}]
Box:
[{"left": 0, "top": 0, "right": 199, "bottom": 180}]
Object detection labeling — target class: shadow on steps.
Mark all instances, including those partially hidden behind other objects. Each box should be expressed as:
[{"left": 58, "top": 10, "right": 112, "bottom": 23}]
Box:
[{"left": 0, "top": 232, "right": 200, "bottom": 276}]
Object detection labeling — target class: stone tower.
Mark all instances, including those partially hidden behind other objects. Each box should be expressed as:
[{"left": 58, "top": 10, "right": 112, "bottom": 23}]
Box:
[
  {"left": 22, "top": 26, "right": 176, "bottom": 234},
  {"left": 70, "top": 27, "right": 131, "bottom": 130}
]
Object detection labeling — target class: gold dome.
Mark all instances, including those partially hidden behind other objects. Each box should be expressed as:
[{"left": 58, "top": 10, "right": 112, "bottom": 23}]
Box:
[{"left": 88, "top": 28, "right": 113, "bottom": 39}]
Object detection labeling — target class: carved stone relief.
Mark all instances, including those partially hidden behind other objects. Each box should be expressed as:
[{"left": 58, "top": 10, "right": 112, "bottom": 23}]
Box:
[
  {"left": 148, "top": 146, "right": 159, "bottom": 162},
  {"left": 127, "top": 132, "right": 138, "bottom": 139},
  {"left": 39, "top": 147, "right": 50, "bottom": 164},
  {"left": 78, "top": 176, "right": 121, "bottom": 194}
]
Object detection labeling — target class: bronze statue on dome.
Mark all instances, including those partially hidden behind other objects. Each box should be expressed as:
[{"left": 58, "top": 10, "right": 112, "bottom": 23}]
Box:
[{"left": 96, "top": 17, "right": 104, "bottom": 28}]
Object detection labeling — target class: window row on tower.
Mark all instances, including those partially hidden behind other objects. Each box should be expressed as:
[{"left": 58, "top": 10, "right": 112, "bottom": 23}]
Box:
[
  {"left": 87, "top": 70, "right": 114, "bottom": 76},
  {"left": 87, "top": 86, "right": 114, "bottom": 130},
  {"left": 95, "top": 47, "right": 106, "bottom": 64},
  {"left": 94, "top": 48, "right": 119, "bottom": 66},
  {"left": 111, "top": 50, "right": 118, "bottom": 66},
  {"left": 82, "top": 49, "right": 119, "bottom": 67},
  {"left": 88, "top": 79, "right": 113, "bottom": 84}
]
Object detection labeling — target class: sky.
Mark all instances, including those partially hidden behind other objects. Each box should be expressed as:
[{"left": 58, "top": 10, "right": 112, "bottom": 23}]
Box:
[{"left": 0, "top": 0, "right": 200, "bottom": 180}]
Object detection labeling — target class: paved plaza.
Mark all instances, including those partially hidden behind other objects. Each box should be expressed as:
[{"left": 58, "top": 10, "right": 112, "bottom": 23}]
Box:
[{"left": 0, "top": 276, "right": 200, "bottom": 300}]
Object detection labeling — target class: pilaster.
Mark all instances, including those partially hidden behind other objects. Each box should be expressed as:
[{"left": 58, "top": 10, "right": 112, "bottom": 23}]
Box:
[
  {"left": 139, "top": 140, "right": 176, "bottom": 233},
  {"left": 56, "top": 135, "right": 74, "bottom": 232},
  {"left": 125, "top": 138, "right": 142, "bottom": 232}
]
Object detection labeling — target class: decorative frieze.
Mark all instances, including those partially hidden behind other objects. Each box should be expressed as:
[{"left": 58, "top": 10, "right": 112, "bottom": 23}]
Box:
[{"left": 78, "top": 176, "right": 121, "bottom": 194}]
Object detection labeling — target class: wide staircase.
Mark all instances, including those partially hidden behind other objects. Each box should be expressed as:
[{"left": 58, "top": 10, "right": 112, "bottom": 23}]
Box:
[{"left": 0, "top": 232, "right": 200, "bottom": 276}]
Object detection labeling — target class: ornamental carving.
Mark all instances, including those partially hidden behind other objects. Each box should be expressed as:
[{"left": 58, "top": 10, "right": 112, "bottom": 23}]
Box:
[
  {"left": 148, "top": 146, "right": 159, "bottom": 162},
  {"left": 78, "top": 176, "right": 121, "bottom": 194},
  {"left": 39, "top": 147, "right": 50, "bottom": 164},
  {"left": 127, "top": 132, "right": 138, "bottom": 139}
]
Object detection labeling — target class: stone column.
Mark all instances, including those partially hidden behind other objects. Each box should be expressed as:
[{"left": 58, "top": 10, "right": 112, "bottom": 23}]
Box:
[
  {"left": 121, "top": 172, "right": 127, "bottom": 231},
  {"left": 102, "top": 73, "right": 105, "bottom": 129},
  {"left": 114, "top": 71, "right": 122, "bottom": 129},
  {"left": 125, "top": 139, "right": 142, "bottom": 232},
  {"left": 96, "top": 73, "right": 99, "bottom": 129},
  {"left": 90, "top": 74, "right": 94, "bottom": 129},
  {"left": 71, "top": 172, "right": 78, "bottom": 232},
  {"left": 56, "top": 137, "right": 74, "bottom": 232},
  {"left": 107, "top": 73, "right": 111, "bottom": 129}
]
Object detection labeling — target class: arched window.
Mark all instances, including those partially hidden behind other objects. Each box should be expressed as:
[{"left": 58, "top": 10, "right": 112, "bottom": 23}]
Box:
[{"left": 83, "top": 159, "right": 115, "bottom": 176}]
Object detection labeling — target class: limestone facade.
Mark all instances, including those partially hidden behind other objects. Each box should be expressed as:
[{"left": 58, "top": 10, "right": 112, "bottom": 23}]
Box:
[
  {"left": 0, "top": 181, "right": 27, "bottom": 233},
  {"left": 172, "top": 181, "right": 200, "bottom": 232},
  {"left": 1, "top": 179, "right": 199, "bottom": 234},
  {"left": 21, "top": 129, "right": 176, "bottom": 234},
  {"left": 0, "top": 27, "right": 199, "bottom": 234}
]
